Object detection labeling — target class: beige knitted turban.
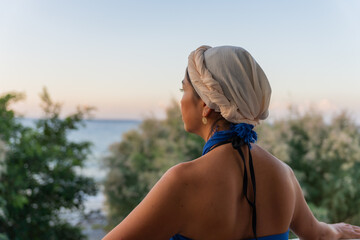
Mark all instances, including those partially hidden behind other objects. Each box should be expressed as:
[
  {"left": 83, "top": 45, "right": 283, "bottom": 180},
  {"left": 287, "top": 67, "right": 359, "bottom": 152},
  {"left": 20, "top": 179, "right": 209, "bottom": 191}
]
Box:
[{"left": 187, "top": 45, "right": 271, "bottom": 126}]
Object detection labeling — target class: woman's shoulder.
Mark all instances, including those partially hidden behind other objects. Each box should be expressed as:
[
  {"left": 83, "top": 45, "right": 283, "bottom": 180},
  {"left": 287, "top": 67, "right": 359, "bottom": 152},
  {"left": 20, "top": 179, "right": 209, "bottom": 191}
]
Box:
[
  {"left": 163, "top": 157, "right": 207, "bottom": 187},
  {"left": 252, "top": 144, "right": 293, "bottom": 173},
  {"left": 161, "top": 155, "right": 226, "bottom": 200}
]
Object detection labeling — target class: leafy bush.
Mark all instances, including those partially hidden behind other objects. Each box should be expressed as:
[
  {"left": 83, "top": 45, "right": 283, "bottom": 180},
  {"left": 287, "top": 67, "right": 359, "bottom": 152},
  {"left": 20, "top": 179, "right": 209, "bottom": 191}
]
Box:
[
  {"left": 257, "top": 109, "right": 360, "bottom": 224},
  {"left": 0, "top": 89, "right": 97, "bottom": 240}
]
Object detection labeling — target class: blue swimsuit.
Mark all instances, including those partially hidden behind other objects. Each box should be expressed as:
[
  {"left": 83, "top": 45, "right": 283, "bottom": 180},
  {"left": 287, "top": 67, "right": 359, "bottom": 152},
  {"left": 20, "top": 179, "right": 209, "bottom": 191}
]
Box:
[
  {"left": 170, "top": 230, "right": 289, "bottom": 240},
  {"left": 170, "top": 123, "right": 289, "bottom": 240}
]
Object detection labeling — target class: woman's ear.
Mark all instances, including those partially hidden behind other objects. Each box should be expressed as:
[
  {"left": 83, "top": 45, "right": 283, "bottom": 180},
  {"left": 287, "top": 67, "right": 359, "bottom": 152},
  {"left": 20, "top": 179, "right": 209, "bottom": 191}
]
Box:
[{"left": 202, "top": 104, "right": 212, "bottom": 117}]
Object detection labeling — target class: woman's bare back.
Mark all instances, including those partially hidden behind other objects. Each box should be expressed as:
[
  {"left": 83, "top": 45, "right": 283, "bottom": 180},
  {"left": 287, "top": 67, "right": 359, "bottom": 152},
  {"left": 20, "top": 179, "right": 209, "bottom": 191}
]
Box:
[
  {"left": 102, "top": 141, "right": 360, "bottom": 240},
  {"left": 177, "top": 143, "right": 295, "bottom": 239}
]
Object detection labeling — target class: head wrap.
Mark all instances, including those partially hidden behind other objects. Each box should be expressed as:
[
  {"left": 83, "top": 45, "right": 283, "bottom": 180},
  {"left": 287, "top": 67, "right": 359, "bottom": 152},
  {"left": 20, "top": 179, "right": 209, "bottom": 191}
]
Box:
[{"left": 187, "top": 45, "right": 271, "bottom": 126}]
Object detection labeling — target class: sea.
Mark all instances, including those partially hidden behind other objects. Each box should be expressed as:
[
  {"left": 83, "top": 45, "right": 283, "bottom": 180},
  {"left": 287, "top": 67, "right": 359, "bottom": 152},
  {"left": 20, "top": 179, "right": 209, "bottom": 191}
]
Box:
[{"left": 19, "top": 118, "right": 141, "bottom": 239}]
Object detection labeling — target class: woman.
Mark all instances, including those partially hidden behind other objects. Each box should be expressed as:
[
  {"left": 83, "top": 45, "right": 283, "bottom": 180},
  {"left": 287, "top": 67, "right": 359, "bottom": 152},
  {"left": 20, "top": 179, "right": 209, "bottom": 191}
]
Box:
[{"left": 103, "top": 46, "right": 360, "bottom": 240}]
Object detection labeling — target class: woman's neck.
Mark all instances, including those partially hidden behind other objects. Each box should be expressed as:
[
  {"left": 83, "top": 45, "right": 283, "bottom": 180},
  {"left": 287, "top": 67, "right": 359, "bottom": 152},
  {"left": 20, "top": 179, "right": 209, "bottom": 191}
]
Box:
[{"left": 205, "top": 119, "right": 231, "bottom": 141}]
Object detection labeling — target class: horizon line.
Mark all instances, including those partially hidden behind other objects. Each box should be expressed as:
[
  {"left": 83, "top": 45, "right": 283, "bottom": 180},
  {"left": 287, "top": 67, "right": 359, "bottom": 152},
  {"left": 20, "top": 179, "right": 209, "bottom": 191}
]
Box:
[{"left": 16, "top": 117, "right": 143, "bottom": 122}]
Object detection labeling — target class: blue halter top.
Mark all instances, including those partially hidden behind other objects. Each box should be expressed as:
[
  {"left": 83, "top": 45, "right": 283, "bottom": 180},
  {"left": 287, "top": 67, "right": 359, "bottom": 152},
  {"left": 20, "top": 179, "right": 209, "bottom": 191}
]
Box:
[
  {"left": 170, "top": 123, "right": 289, "bottom": 240},
  {"left": 171, "top": 230, "right": 289, "bottom": 240}
]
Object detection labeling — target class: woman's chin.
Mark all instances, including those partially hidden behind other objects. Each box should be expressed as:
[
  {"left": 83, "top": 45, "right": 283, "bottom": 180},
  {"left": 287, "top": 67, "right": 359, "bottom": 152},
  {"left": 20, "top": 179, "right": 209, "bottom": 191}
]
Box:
[
  {"left": 184, "top": 125, "right": 198, "bottom": 135},
  {"left": 183, "top": 123, "right": 189, "bottom": 132},
  {"left": 183, "top": 123, "right": 193, "bottom": 133}
]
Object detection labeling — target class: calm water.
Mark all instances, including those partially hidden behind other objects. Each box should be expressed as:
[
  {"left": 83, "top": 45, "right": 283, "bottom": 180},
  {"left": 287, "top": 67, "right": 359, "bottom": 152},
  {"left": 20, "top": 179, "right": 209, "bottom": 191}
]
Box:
[
  {"left": 20, "top": 118, "right": 140, "bottom": 180},
  {"left": 19, "top": 118, "right": 141, "bottom": 239},
  {"left": 68, "top": 119, "right": 140, "bottom": 181}
]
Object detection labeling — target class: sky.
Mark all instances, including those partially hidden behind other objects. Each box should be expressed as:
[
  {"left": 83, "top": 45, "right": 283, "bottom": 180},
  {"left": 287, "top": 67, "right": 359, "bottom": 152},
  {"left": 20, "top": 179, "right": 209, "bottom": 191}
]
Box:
[{"left": 1, "top": 0, "right": 360, "bottom": 121}]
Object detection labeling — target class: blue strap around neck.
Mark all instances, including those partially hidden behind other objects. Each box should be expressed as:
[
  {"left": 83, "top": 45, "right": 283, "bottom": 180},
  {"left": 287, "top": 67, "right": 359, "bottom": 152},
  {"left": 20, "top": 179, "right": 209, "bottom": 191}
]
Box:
[{"left": 202, "top": 123, "right": 257, "bottom": 155}]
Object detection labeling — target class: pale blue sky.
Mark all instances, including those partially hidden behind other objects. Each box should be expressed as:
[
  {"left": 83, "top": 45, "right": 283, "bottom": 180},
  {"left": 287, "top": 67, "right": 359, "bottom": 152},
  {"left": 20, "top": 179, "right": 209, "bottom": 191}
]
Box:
[{"left": 1, "top": 0, "right": 360, "bottom": 121}]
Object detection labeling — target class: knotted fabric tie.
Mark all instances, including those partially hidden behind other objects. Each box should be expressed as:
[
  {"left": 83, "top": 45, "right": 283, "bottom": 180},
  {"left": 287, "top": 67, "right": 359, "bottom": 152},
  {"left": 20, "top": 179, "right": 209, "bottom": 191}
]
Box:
[{"left": 202, "top": 123, "right": 257, "bottom": 155}]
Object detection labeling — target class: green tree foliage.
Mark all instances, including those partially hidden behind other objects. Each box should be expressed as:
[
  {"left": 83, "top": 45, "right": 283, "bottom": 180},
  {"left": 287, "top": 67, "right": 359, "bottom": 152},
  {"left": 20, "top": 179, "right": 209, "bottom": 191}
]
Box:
[
  {"left": 0, "top": 139, "right": 8, "bottom": 240},
  {"left": 104, "top": 101, "right": 360, "bottom": 230},
  {"left": 103, "top": 100, "right": 204, "bottom": 228},
  {"left": 0, "top": 89, "right": 97, "bottom": 240},
  {"left": 257, "top": 109, "right": 360, "bottom": 224}
]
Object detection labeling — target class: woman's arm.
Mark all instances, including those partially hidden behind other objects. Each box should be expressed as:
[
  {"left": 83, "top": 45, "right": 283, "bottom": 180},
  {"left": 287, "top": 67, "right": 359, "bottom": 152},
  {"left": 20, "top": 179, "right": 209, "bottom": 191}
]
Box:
[
  {"left": 102, "top": 164, "right": 188, "bottom": 240},
  {"left": 289, "top": 170, "right": 360, "bottom": 240}
]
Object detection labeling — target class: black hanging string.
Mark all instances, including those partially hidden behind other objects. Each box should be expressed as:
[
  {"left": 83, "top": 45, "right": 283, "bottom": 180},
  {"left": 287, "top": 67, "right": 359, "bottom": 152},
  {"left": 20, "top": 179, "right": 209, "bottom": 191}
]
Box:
[
  {"left": 209, "top": 137, "right": 257, "bottom": 239},
  {"left": 231, "top": 136, "right": 257, "bottom": 240}
]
